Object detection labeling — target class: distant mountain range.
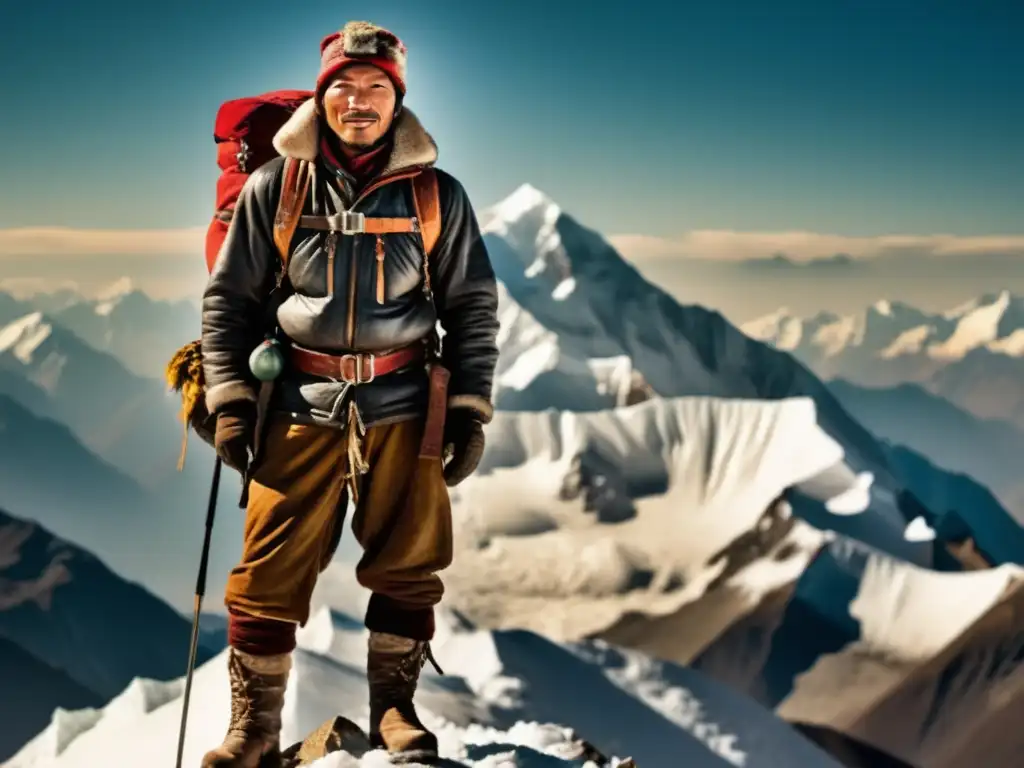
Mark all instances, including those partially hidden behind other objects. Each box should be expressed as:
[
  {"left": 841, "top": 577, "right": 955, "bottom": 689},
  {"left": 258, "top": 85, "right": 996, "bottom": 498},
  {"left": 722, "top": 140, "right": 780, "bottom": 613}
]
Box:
[
  {"left": 0, "top": 309, "right": 187, "bottom": 487},
  {"left": 0, "top": 506, "right": 215, "bottom": 761},
  {"left": 742, "top": 292, "right": 1024, "bottom": 429},
  {"left": 0, "top": 277, "right": 200, "bottom": 381}
]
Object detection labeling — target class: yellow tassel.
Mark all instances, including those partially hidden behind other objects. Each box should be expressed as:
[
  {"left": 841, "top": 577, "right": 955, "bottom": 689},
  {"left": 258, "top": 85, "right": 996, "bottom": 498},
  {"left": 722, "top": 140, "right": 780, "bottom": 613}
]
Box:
[{"left": 164, "top": 338, "right": 205, "bottom": 471}]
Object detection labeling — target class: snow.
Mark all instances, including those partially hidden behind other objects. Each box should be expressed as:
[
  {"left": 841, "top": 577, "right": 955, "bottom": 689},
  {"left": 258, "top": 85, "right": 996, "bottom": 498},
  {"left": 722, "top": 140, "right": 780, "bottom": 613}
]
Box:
[
  {"left": 988, "top": 327, "right": 1024, "bottom": 355},
  {"left": 446, "top": 396, "right": 860, "bottom": 644},
  {"left": 822, "top": 471, "right": 873, "bottom": 515},
  {"left": 851, "top": 558, "right": 1019, "bottom": 661},
  {"left": 773, "top": 316, "right": 803, "bottom": 351},
  {"left": 809, "top": 314, "right": 860, "bottom": 357},
  {"left": 489, "top": 184, "right": 559, "bottom": 225},
  {"left": 490, "top": 283, "right": 649, "bottom": 409},
  {"left": 878, "top": 324, "right": 932, "bottom": 358},
  {"left": 775, "top": 542, "right": 1024, "bottom": 765},
  {"left": 0, "top": 312, "right": 53, "bottom": 363},
  {"left": 7, "top": 605, "right": 844, "bottom": 768},
  {"left": 93, "top": 277, "right": 134, "bottom": 303},
  {"left": 927, "top": 289, "right": 1011, "bottom": 360},
  {"left": 903, "top": 516, "right": 936, "bottom": 542}
]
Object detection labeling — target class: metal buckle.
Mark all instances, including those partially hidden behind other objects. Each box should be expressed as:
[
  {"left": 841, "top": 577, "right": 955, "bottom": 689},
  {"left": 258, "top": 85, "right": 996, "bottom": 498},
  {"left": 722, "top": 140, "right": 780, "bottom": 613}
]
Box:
[
  {"left": 340, "top": 210, "right": 365, "bottom": 235},
  {"left": 236, "top": 139, "right": 252, "bottom": 172},
  {"left": 340, "top": 353, "right": 375, "bottom": 384}
]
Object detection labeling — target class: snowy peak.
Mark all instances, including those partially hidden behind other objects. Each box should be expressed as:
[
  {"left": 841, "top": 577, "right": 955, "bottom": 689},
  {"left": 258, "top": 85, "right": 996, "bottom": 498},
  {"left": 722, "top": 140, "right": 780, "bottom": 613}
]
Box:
[
  {"left": 744, "top": 291, "right": 1024, "bottom": 366},
  {"left": 0, "top": 311, "right": 54, "bottom": 363},
  {"left": 481, "top": 185, "right": 580, "bottom": 302},
  {"left": 741, "top": 308, "right": 863, "bottom": 358},
  {"left": 94, "top": 277, "right": 135, "bottom": 303},
  {"left": 490, "top": 183, "right": 562, "bottom": 223}
]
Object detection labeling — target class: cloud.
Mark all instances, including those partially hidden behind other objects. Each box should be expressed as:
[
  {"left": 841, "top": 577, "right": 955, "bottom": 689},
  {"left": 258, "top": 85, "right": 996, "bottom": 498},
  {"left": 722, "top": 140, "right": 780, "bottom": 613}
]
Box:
[
  {"left": 608, "top": 231, "right": 1024, "bottom": 263},
  {"left": 0, "top": 226, "right": 205, "bottom": 257}
]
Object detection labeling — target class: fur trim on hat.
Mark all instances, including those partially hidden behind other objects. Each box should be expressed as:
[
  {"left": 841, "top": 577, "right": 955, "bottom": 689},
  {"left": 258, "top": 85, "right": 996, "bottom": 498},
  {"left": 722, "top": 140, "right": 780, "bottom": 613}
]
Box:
[
  {"left": 273, "top": 98, "right": 437, "bottom": 174},
  {"left": 318, "top": 21, "right": 407, "bottom": 93},
  {"left": 341, "top": 21, "right": 407, "bottom": 74}
]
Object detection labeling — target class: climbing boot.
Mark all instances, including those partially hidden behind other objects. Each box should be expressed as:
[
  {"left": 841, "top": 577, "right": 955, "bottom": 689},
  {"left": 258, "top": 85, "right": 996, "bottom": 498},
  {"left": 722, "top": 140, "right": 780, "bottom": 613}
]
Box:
[
  {"left": 201, "top": 647, "right": 291, "bottom": 767},
  {"left": 367, "top": 631, "right": 443, "bottom": 759}
]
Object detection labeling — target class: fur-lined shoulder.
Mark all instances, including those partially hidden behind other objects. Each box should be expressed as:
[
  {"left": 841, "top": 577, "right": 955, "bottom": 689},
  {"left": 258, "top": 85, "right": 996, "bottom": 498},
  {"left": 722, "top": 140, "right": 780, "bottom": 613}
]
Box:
[{"left": 272, "top": 99, "right": 437, "bottom": 174}]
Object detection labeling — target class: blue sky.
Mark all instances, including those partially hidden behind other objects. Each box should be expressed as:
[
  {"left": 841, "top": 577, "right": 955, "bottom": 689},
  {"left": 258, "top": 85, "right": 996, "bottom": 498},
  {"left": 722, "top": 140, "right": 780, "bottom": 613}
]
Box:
[{"left": 0, "top": 0, "right": 1021, "bottom": 238}]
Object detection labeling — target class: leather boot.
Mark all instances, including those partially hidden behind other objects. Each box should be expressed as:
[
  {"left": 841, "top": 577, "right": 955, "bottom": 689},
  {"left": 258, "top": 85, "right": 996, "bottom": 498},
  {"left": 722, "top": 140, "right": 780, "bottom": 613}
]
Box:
[
  {"left": 367, "top": 631, "right": 443, "bottom": 759},
  {"left": 201, "top": 648, "right": 291, "bottom": 767}
]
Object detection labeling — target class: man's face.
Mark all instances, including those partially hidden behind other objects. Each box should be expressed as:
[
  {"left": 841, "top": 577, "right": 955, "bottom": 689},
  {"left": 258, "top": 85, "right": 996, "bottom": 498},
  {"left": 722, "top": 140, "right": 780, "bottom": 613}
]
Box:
[{"left": 322, "top": 63, "right": 398, "bottom": 148}]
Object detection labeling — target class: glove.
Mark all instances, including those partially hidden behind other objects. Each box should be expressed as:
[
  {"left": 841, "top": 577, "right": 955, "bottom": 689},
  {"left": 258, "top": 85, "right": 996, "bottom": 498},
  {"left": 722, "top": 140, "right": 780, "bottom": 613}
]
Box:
[
  {"left": 214, "top": 401, "right": 257, "bottom": 473},
  {"left": 442, "top": 410, "right": 485, "bottom": 487}
]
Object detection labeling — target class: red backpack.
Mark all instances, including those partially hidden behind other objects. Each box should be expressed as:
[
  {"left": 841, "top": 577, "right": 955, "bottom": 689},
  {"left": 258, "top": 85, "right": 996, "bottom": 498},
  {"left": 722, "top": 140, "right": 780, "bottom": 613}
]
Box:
[{"left": 205, "top": 90, "right": 312, "bottom": 271}]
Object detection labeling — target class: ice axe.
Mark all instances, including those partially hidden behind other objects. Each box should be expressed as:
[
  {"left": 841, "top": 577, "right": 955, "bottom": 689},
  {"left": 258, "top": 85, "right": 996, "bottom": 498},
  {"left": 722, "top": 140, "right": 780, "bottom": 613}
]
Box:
[{"left": 175, "top": 456, "right": 223, "bottom": 768}]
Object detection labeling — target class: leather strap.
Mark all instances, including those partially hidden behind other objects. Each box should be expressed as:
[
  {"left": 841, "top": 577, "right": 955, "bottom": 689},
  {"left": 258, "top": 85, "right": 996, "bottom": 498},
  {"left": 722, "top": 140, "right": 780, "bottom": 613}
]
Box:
[
  {"left": 419, "top": 363, "right": 450, "bottom": 460},
  {"left": 289, "top": 342, "right": 424, "bottom": 383},
  {"left": 273, "top": 158, "right": 312, "bottom": 270},
  {"left": 299, "top": 213, "right": 418, "bottom": 234},
  {"left": 412, "top": 169, "right": 441, "bottom": 256}
]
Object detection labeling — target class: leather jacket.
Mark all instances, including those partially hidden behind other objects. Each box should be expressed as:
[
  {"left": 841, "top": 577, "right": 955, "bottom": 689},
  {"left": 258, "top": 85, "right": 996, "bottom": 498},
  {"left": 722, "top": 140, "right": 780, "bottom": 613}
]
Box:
[{"left": 200, "top": 104, "right": 499, "bottom": 431}]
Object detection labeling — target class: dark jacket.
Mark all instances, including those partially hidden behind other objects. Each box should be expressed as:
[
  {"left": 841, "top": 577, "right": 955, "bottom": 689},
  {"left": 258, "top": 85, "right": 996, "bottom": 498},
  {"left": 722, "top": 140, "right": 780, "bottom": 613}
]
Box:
[{"left": 200, "top": 102, "right": 500, "bottom": 431}]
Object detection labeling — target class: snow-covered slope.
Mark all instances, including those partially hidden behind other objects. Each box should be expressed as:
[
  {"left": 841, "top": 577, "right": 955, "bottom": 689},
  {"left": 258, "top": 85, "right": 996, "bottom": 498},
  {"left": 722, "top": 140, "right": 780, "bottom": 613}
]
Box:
[
  {"left": 743, "top": 292, "right": 1024, "bottom": 428},
  {"left": 8, "top": 603, "right": 847, "bottom": 768},
  {"left": 747, "top": 538, "right": 1024, "bottom": 768},
  {"left": 446, "top": 396, "right": 921, "bottom": 644}
]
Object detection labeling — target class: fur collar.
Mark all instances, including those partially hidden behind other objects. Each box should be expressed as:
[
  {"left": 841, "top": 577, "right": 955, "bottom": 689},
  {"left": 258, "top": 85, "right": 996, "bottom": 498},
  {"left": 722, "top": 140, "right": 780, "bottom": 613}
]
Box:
[{"left": 272, "top": 99, "right": 438, "bottom": 175}]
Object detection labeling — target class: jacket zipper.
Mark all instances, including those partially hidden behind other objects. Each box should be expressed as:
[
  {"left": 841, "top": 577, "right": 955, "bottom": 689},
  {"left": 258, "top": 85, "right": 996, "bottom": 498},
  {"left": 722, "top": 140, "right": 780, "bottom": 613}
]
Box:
[
  {"left": 326, "top": 231, "right": 337, "bottom": 296},
  {"left": 341, "top": 168, "right": 424, "bottom": 346},
  {"left": 375, "top": 235, "right": 385, "bottom": 304}
]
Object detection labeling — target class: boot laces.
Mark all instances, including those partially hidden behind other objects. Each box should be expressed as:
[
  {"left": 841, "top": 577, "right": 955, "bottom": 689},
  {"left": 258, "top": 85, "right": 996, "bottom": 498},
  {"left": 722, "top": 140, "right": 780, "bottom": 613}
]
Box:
[
  {"left": 227, "top": 653, "right": 284, "bottom": 738},
  {"left": 371, "top": 641, "right": 444, "bottom": 705}
]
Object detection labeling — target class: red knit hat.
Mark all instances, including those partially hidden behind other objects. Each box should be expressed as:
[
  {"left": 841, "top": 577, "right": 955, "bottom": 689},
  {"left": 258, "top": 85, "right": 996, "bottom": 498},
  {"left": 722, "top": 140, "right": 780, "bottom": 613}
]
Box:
[{"left": 316, "top": 21, "right": 407, "bottom": 109}]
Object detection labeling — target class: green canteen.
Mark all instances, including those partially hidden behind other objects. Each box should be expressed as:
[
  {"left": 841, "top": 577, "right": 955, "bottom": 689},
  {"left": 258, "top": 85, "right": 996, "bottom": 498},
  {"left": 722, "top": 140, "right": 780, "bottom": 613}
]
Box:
[{"left": 249, "top": 339, "right": 285, "bottom": 381}]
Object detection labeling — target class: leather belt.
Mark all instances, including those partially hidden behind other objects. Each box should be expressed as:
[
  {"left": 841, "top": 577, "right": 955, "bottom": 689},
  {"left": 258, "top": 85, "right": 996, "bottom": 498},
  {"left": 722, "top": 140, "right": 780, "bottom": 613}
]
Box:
[{"left": 289, "top": 343, "right": 425, "bottom": 384}]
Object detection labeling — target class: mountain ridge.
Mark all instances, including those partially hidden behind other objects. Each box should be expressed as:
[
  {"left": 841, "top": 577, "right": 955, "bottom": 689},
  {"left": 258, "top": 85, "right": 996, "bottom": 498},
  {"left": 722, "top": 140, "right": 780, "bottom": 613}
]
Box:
[{"left": 742, "top": 292, "right": 1024, "bottom": 429}]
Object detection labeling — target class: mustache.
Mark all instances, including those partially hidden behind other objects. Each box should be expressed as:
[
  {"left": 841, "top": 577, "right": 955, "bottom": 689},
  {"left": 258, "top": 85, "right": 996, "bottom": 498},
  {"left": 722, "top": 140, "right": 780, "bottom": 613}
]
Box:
[{"left": 341, "top": 110, "right": 379, "bottom": 122}]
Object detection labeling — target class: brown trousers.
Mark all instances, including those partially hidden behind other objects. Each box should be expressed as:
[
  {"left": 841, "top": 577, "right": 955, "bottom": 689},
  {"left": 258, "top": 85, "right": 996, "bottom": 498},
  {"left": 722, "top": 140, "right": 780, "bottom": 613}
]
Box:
[{"left": 224, "top": 414, "right": 453, "bottom": 640}]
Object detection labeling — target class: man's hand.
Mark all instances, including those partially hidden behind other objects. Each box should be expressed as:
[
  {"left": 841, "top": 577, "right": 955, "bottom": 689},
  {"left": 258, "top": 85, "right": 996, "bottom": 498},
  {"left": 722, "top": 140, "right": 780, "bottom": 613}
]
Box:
[
  {"left": 214, "top": 401, "right": 257, "bottom": 473},
  {"left": 442, "top": 410, "right": 485, "bottom": 487}
]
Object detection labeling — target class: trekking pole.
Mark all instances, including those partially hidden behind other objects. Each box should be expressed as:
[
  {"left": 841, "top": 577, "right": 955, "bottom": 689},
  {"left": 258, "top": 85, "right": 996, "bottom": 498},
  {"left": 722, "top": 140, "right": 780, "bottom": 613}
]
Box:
[{"left": 175, "top": 456, "right": 223, "bottom": 768}]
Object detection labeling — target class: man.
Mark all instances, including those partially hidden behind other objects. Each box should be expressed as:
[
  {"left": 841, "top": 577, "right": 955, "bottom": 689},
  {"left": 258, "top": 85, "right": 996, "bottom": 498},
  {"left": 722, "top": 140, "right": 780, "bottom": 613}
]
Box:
[{"left": 199, "top": 20, "right": 499, "bottom": 767}]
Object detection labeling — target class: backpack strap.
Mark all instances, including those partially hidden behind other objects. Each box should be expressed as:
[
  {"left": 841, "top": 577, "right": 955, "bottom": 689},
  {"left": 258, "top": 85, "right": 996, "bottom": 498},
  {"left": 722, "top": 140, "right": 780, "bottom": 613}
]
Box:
[
  {"left": 272, "top": 157, "right": 312, "bottom": 285},
  {"left": 411, "top": 168, "right": 442, "bottom": 297}
]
